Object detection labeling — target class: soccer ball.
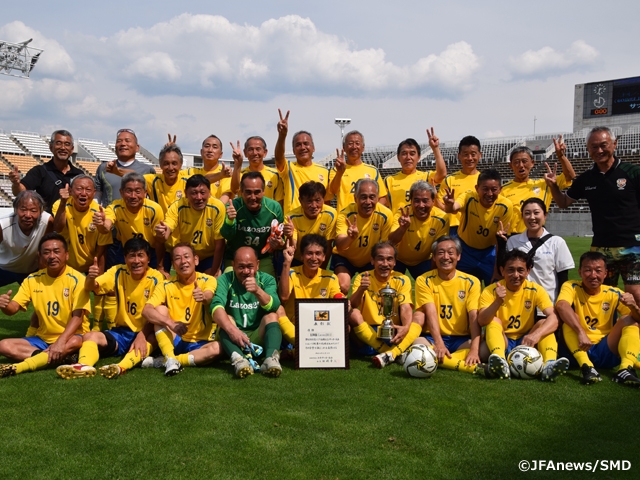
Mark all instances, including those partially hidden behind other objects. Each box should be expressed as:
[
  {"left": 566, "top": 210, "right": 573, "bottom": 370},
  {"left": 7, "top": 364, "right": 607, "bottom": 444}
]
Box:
[
  {"left": 507, "top": 346, "right": 543, "bottom": 379},
  {"left": 403, "top": 344, "right": 438, "bottom": 378}
]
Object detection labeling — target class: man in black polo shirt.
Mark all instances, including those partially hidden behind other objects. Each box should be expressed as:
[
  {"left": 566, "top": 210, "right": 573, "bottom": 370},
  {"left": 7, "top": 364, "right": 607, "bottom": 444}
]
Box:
[
  {"left": 546, "top": 126, "right": 640, "bottom": 303},
  {"left": 9, "top": 129, "right": 83, "bottom": 213}
]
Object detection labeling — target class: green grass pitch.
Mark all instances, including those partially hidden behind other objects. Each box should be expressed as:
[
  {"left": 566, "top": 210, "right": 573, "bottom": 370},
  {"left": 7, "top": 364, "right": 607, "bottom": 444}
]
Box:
[{"left": 0, "top": 236, "right": 637, "bottom": 479}]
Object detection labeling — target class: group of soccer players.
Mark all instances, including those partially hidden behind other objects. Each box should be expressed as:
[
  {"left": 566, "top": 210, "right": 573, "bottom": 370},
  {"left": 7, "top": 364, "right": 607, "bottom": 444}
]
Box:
[{"left": 1, "top": 111, "right": 640, "bottom": 387}]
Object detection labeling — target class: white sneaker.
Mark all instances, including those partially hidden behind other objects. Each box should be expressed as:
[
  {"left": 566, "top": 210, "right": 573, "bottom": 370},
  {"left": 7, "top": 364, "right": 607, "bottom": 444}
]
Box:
[
  {"left": 230, "top": 351, "right": 253, "bottom": 378},
  {"left": 489, "top": 354, "right": 510, "bottom": 380},
  {"left": 164, "top": 357, "right": 183, "bottom": 377},
  {"left": 261, "top": 351, "right": 282, "bottom": 377},
  {"left": 141, "top": 356, "right": 165, "bottom": 369},
  {"left": 540, "top": 357, "right": 569, "bottom": 382},
  {"left": 372, "top": 352, "right": 394, "bottom": 369}
]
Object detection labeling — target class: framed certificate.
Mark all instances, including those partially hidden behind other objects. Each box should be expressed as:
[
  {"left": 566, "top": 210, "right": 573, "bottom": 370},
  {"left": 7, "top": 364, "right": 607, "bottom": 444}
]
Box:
[{"left": 295, "top": 298, "right": 349, "bottom": 369}]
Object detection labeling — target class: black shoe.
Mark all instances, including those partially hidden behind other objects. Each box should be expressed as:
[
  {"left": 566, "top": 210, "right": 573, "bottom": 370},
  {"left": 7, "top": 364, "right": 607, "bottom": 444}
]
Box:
[
  {"left": 580, "top": 363, "right": 601, "bottom": 385},
  {"left": 612, "top": 367, "right": 640, "bottom": 387}
]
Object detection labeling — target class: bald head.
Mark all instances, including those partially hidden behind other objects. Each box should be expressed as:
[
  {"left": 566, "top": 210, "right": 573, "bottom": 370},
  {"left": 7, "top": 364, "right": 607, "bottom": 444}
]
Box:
[{"left": 233, "top": 246, "right": 259, "bottom": 281}]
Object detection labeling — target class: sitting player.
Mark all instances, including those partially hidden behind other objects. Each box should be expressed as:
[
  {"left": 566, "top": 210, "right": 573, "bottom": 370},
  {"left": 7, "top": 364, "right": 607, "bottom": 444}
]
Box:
[
  {"left": 277, "top": 234, "right": 341, "bottom": 347},
  {"left": 411, "top": 235, "right": 482, "bottom": 374},
  {"left": 0, "top": 233, "right": 90, "bottom": 377},
  {"left": 556, "top": 251, "right": 640, "bottom": 386},
  {"left": 348, "top": 241, "right": 422, "bottom": 368},
  {"left": 56, "top": 238, "right": 165, "bottom": 379},
  {"left": 211, "top": 247, "right": 283, "bottom": 378},
  {"left": 478, "top": 249, "right": 569, "bottom": 381},
  {"left": 141, "top": 243, "right": 221, "bottom": 376}
]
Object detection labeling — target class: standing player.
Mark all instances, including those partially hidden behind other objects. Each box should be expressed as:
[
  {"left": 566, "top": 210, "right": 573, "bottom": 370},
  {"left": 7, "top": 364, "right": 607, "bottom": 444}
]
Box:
[
  {"left": 141, "top": 243, "right": 221, "bottom": 376},
  {"left": 348, "top": 242, "right": 422, "bottom": 367},
  {"left": 184, "top": 134, "right": 233, "bottom": 202},
  {"left": 384, "top": 131, "right": 447, "bottom": 212},
  {"left": 211, "top": 247, "right": 283, "bottom": 378},
  {"left": 328, "top": 131, "right": 388, "bottom": 213},
  {"left": 388, "top": 181, "right": 449, "bottom": 278},
  {"left": 411, "top": 236, "right": 482, "bottom": 374},
  {"left": 332, "top": 179, "right": 393, "bottom": 294},
  {"left": 143, "top": 144, "right": 189, "bottom": 214},
  {"left": 56, "top": 238, "right": 165, "bottom": 379},
  {"left": 556, "top": 251, "right": 640, "bottom": 386},
  {"left": 229, "top": 137, "right": 283, "bottom": 204},
  {"left": 0, "top": 233, "right": 90, "bottom": 377},
  {"left": 443, "top": 169, "right": 513, "bottom": 285},
  {"left": 478, "top": 249, "right": 569, "bottom": 381}
]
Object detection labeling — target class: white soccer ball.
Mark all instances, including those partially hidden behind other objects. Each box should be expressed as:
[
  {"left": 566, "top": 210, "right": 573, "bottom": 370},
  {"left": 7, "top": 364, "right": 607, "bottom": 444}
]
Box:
[
  {"left": 507, "top": 345, "right": 543, "bottom": 379},
  {"left": 403, "top": 344, "right": 438, "bottom": 378}
]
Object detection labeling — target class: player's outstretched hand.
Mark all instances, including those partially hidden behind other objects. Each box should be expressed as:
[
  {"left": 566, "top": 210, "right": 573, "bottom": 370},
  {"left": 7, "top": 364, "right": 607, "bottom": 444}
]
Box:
[
  {"left": 193, "top": 281, "right": 205, "bottom": 303},
  {"left": 552, "top": 134, "right": 566, "bottom": 159},
  {"left": 433, "top": 342, "right": 452, "bottom": 363},
  {"left": 277, "top": 109, "right": 290, "bottom": 136},
  {"left": 155, "top": 220, "right": 169, "bottom": 240},
  {"left": 464, "top": 350, "right": 481, "bottom": 366},
  {"left": 165, "top": 133, "right": 177, "bottom": 146},
  {"left": 0, "top": 290, "right": 12, "bottom": 309},
  {"left": 426, "top": 127, "right": 440, "bottom": 150},
  {"left": 398, "top": 206, "right": 411, "bottom": 228},
  {"left": 93, "top": 206, "right": 106, "bottom": 226},
  {"left": 495, "top": 283, "right": 507, "bottom": 302},
  {"left": 334, "top": 149, "right": 346, "bottom": 173},
  {"left": 220, "top": 163, "right": 232, "bottom": 178},
  {"left": 347, "top": 215, "right": 359, "bottom": 239},
  {"left": 243, "top": 275, "right": 258, "bottom": 294},
  {"left": 543, "top": 162, "right": 558, "bottom": 187},
  {"left": 620, "top": 292, "right": 638, "bottom": 308},
  {"left": 230, "top": 141, "right": 243, "bottom": 169},
  {"left": 226, "top": 201, "right": 237, "bottom": 220},
  {"left": 283, "top": 237, "right": 295, "bottom": 264},
  {"left": 88, "top": 258, "right": 100, "bottom": 279},
  {"left": 360, "top": 271, "right": 371, "bottom": 290},
  {"left": 496, "top": 220, "right": 510, "bottom": 241},
  {"left": 9, "top": 165, "right": 20, "bottom": 185},
  {"left": 59, "top": 183, "right": 70, "bottom": 202},
  {"left": 282, "top": 216, "right": 294, "bottom": 238},
  {"left": 443, "top": 188, "right": 456, "bottom": 208}
]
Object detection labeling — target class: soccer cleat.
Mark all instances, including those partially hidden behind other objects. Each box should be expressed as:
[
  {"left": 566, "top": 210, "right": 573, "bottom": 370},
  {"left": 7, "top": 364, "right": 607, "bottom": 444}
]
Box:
[
  {"left": 489, "top": 354, "right": 510, "bottom": 380},
  {"left": 261, "top": 350, "right": 282, "bottom": 377},
  {"left": 230, "top": 352, "right": 253, "bottom": 378},
  {"left": 612, "top": 367, "right": 640, "bottom": 387},
  {"left": 141, "top": 356, "right": 165, "bottom": 369},
  {"left": 474, "top": 362, "right": 494, "bottom": 378},
  {"left": 99, "top": 364, "right": 124, "bottom": 380},
  {"left": 0, "top": 364, "right": 17, "bottom": 378},
  {"left": 61, "top": 353, "right": 79, "bottom": 365},
  {"left": 164, "top": 357, "right": 183, "bottom": 377},
  {"left": 56, "top": 363, "right": 96, "bottom": 380},
  {"left": 540, "top": 357, "right": 570, "bottom": 382},
  {"left": 372, "top": 352, "right": 394, "bottom": 369},
  {"left": 395, "top": 351, "right": 408, "bottom": 366},
  {"left": 580, "top": 363, "right": 602, "bottom": 385}
]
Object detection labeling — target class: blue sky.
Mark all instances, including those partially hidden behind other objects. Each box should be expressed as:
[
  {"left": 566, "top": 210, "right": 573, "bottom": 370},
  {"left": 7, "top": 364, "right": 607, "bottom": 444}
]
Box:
[{"left": 0, "top": 1, "right": 637, "bottom": 158}]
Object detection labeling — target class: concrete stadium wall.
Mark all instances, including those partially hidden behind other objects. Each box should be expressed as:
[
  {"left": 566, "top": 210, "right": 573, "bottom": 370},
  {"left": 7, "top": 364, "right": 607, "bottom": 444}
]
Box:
[{"left": 545, "top": 211, "right": 593, "bottom": 237}]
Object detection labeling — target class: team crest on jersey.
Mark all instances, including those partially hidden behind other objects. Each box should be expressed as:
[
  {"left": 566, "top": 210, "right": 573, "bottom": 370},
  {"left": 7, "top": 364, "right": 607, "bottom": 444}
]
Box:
[
  {"left": 206, "top": 218, "right": 213, "bottom": 227},
  {"left": 319, "top": 223, "right": 327, "bottom": 232},
  {"left": 602, "top": 302, "right": 610, "bottom": 311},
  {"left": 63, "top": 288, "right": 69, "bottom": 298},
  {"left": 267, "top": 180, "right": 273, "bottom": 188},
  {"left": 88, "top": 223, "right": 96, "bottom": 232},
  {"left": 533, "top": 187, "right": 541, "bottom": 195},
  {"left": 176, "top": 190, "right": 183, "bottom": 199},
  {"left": 493, "top": 216, "right": 500, "bottom": 224},
  {"left": 617, "top": 179, "right": 627, "bottom": 190},
  {"left": 215, "top": 181, "right": 220, "bottom": 187},
  {"left": 318, "top": 174, "right": 325, "bottom": 182},
  {"left": 458, "top": 290, "right": 466, "bottom": 300},
  {"left": 524, "top": 300, "right": 532, "bottom": 310},
  {"left": 429, "top": 228, "right": 436, "bottom": 236},
  {"left": 320, "top": 288, "right": 327, "bottom": 298},
  {"left": 143, "top": 218, "right": 151, "bottom": 226},
  {"left": 365, "top": 174, "right": 371, "bottom": 179},
  {"left": 144, "top": 289, "right": 150, "bottom": 299},
  {"left": 372, "top": 223, "right": 380, "bottom": 231}
]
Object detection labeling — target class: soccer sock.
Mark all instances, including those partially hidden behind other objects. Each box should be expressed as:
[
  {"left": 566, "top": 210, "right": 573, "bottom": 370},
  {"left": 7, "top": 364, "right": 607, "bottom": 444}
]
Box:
[
  {"left": 176, "top": 353, "right": 196, "bottom": 367},
  {"left": 618, "top": 325, "right": 640, "bottom": 370},
  {"left": 353, "top": 323, "right": 386, "bottom": 352},
  {"left": 562, "top": 324, "right": 593, "bottom": 367},
  {"left": 117, "top": 341, "right": 153, "bottom": 371},
  {"left": 437, "top": 349, "right": 477, "bottom": 374},
  {"left": 25, "top": 326, "right": 37, "bottom": 337},
  {"left": 15, "top": 352, "right": 49, "bottom": 374},
  {"left": 485, "top": 321, "right": 506, "bottom": 359},
  {"left": 103, "top": 295, "right": 117, "bottom": 330},
  {"left": 538, "top": 333, "right": 558, "bottom": 363},
  {"left": 155, "top": 328, "right": 176, "bottom": 359},
  {"left": 78, "top": 341, "right": 100, "bottom": 366},
  {"left": 219, "top": 330, "right": 244, "bottom": 358},
  {"left": 264, "top": 322, "right": 283, "bottom": 358},
  {"left": 278, "top": 316, "right": 296, "bottom": 346},
  {"left": 92, "top": 295, "right": 104, "bottom": 331},
  {"left": 389, "top": 323, "right": 422, "bottom": 358}
]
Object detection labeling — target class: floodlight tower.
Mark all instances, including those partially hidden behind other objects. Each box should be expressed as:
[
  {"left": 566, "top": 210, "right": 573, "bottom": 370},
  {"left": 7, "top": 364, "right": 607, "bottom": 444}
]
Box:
[
  {"left": 334, "top": 118, "right": 351, "bottom": 146},
  {"left": 0, "top": 38, "right": 43, "bottom": 79}
]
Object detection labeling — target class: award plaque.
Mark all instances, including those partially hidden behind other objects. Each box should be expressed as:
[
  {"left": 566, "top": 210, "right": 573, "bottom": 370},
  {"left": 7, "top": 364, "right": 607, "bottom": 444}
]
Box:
[{"left": 295, "top": 298, "right": 349, "bottom": 369}]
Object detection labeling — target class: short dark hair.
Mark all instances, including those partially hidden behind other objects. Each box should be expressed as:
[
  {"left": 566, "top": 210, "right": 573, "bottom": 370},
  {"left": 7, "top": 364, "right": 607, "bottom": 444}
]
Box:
[
  {"left": 299, "top": 181, "right": 326, "bottom": 200},
  {"left": 509, "top": 146, "right": 533, "bottom": 162},
  {"left": 477, "top": 168, "right": 501, "bottom": 185},
  {"left": 503, "top": 249, "right": 533, "bottom": 270},
  {"left": 39, "top": 232, "right": 67, "bottom": 252},
  {"left": 172, "top": 242, "right": 196, "bottom": 258},
  {"left": 202, "top": 135, "right": 222, "bottom": 148},
  {"left": 458, "top": 135, "right": 481, "bottom": 152},
  {"left": 241, "top": 171, "right": 265, "bottom": 190},
  {"left": 397, "top": 138, "right": 421, "bottom": 157},
  {"left": 300, "top": 234, "right": 328, "bottom": 255},
  {"left": 521, "top": 197, "right": 547, "bottom": 215},
  {"left": 123, "top": 237, "right": 151, "bottom": 257},
  {"left": 186, "top": 174, "right": 211, "bottom": 191},
  {"left": 244, "top": 136, "right": 267, "bottom": 150},
  {"left": 579, "top": 251, "right": 607, "bottom": 269},
  {"left": 159, "top": 144, "right": 183, "bottom": 164},
  {"left": 371, "top": 241, "right": 397, "bottom": 259}
]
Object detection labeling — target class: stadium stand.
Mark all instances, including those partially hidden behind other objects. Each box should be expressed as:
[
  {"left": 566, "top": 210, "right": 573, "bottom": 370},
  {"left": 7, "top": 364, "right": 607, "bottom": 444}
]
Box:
[
  {"left": 75, "top": 159, "right": 101, "bottom": 176},
  {"left": 0, "top": 132, "right": 25, "bottom": 155},
  {"left": 2, "top": 153, "right": 41, "bottom": 174},
  {"left": 78, "top": 139, "right": 117, "bottom": 162},
  {"left": 10, "top": 131, "right": 52, "bottom": 157},
  {"left": 107, "top": 142, "right": 153, "bottom": 165}
]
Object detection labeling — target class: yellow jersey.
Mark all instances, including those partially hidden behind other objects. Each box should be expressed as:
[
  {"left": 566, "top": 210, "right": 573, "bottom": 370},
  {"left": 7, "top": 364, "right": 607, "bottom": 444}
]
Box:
[
  {"left": 351, "top": 270, "right": 413, "bottom": 326},
  {"left": 384, "top": 170, "right": 438, "bottom": 212},
  {"left": 479, "top": 279, "right": 552, "bottom": 340},
  {"left": 414, "top": 269, "right": 481, "bottom": 336},
  {"left": 186, "top": 164, "right": 233, "bottom": 200},
  {"left": 104, "top": 198, "right": 164, "bottom": 245},
  {"left": 501, "top": 174, "right": 572, "bottom": 234},
  {"left": 391, "top": 206, "right": 449, "bottom": 266},
  {"left": 457, "top": 191, "right": 513, "bottom": 250},
  {"left": 329, "top": 162, "right": 388, "bottom": 213},
  {"left": 147, "top": 273, "right": 218, "bottom": 342},
  {"left": 164, "top": 196, "right": 225, "bottom": 258},
  {"left": 436, "top": 171, "right": 480, "bottom": 227},
  {"left": 144, "top": 173, "right": 189, "bottom": 213},
  {"left": 290, "top": 204, "right": 338, "bottom": 262},
  {"left": 333, "top": 203, "right": 393, "bottom": 267},
  {"left": 95, "top": 265, "right": 165, "bottom": 332},
  {"left": 238, "top": 166, "right": 283, "bottom": 202},
  {"left": 556, "top": 280, "right": 630, "bottom": 343},
  {"left": 52, "top": 199, "right": 113, "bottom": 272},
  {"left": 12, "top": 265, "right": 91, "bottom": 343},
  {"left": 283, "top": 266, "right": 341, "bottom": 319},
  {"left": 278, "top": 160, "right": 330, "bottom": 216}
]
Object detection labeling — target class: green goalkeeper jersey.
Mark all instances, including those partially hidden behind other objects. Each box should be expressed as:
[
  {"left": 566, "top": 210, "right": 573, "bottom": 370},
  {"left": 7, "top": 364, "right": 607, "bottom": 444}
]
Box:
[
  {"left": 220, "top": 197, "right": 284, "bottom": 260},
  {"left": 210, "top": 270, "right": 280, "bottom": 331}
]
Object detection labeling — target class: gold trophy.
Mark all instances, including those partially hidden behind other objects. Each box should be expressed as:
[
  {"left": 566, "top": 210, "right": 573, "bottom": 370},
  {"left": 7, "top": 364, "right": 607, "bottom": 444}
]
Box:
[{"left": 373, "top": 283, "right": 405, "bottom": 341}]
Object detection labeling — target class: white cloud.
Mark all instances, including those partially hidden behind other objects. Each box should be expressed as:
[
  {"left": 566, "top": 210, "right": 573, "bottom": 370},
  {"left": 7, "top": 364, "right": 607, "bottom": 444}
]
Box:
[{"left": 508, "top": 40, "right": 598, "bottom": 79}]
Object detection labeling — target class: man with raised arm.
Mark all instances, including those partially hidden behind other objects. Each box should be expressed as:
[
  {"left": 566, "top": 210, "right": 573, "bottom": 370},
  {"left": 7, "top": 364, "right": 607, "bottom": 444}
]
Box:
[
  {"left": 185, "top": 134, "right": 233, "bottom": 203},
  {"left": 229, "top": 137, "right": 283, "bottom": 204}
]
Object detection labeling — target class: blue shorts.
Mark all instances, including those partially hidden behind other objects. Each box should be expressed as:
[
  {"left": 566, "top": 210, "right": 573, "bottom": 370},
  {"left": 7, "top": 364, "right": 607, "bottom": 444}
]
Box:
[
  {"left": 449, "top": 226, "right": 458, "bottom": 239},
  {"left": 457, "top": 239, "right": 495, "bottom": 286},
  {"left": 173, "top": 337, "right": 209, "bottom": 354},
  {"left": 25, "top": 336, "right": 50, "bottom": 351},
  {"left": 506, "top": 337, "right": 525, "bottom": 355},
  {"left": 395, "top": 259, "right": 432, "bottom": 280},
  {"left": 424, "top": 334, "right": 470, "bottom": 352},
  {"left": 330, "top": 254, "right": 372, "bottom": 278},
  {"left": 558, "top": 333, "right": 620, "bottom": 369},
  {"left": 0, "top": 268, "right": 30, "bottom": 288},
  {"left": 104, "top": 326, "right": 138, "bottom": 357}
]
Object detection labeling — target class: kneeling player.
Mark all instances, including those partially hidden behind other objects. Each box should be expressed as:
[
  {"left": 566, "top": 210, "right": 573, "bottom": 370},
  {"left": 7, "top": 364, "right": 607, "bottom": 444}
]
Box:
[
  {"left": 56, "top": 238, "right": 165, "bottom": 379},
  {"left": 478, "top": 249, "right": 569, "bottom": 381},
  {"left": 348, "top": 241, "right": 422, "bottom": 367},
  {"left": 142, "top": 243, "right": 221, "bottom": 376},
  {"left": 0, "top": 233, "right": 90, "bottom": 377},
  {"left": 556, "top": 251, "right": 640, "bottom": 386},
  {"left": 411, "top": 236, "right": 482, "bottom": 374}
]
